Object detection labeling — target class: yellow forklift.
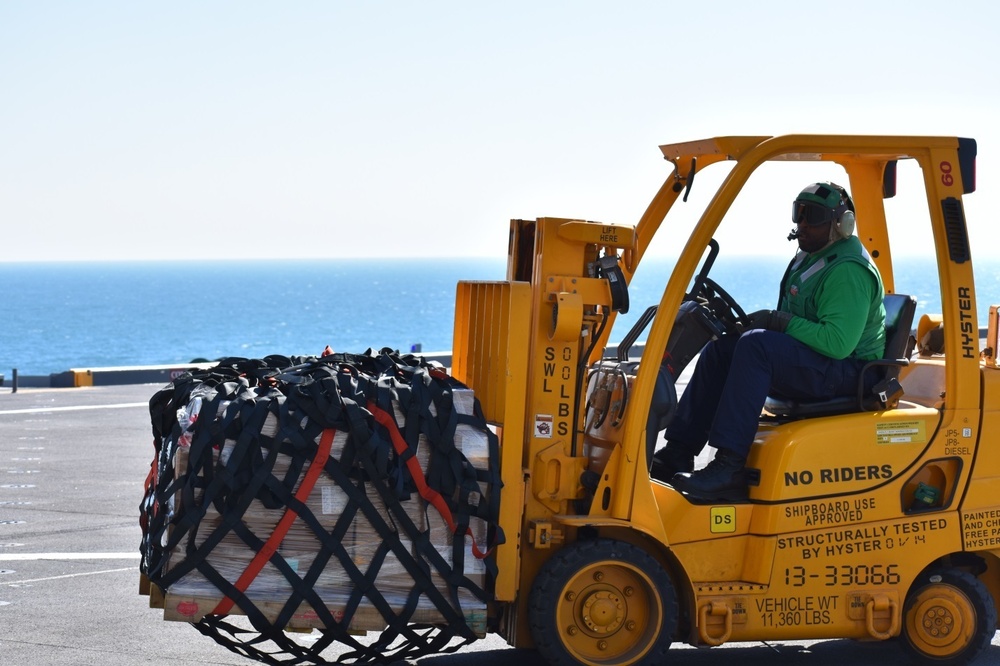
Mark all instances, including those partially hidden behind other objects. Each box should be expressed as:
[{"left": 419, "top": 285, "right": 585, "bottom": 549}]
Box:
[{"left": 451, "top": 135, "right": 999, "bottom": 665}]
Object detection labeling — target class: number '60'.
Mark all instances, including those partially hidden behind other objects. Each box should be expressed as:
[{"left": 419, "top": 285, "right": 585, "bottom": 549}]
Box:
[{"left": 941, "top": 161, "right": 954, "bottom": 187}]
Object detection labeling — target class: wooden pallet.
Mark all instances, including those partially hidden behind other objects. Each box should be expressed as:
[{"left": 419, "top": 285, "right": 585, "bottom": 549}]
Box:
[{"left": 160, "top": 590, "right": 488, "bottom": 637}]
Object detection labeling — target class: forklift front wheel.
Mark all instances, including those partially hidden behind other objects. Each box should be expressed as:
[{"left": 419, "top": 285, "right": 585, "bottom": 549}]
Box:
[
  {"left": 900, "top": 568, "right": 997, "bottom": 666},
  {"left": 528, "top": 538, "right": 677, "bottom": 666}
]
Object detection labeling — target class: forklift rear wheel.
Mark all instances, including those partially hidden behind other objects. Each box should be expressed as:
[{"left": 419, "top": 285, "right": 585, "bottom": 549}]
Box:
[
  {"left": 528, "top": 538, "right": 677, "bottom": 666},
  {"left": 900, "top": 568, "right": 997, "bottom": 666}
]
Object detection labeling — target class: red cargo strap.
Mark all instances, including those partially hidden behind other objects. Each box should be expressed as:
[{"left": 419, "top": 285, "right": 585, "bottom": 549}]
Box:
[
  {"left": 367, "top": 400, "right": 492, "bottom": 559},
  {"left": 212, "top": 427, "right": 336, "bottom": 616}
]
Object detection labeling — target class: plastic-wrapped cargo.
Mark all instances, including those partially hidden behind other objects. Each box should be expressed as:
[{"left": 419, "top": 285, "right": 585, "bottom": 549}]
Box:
[{"left": 138, "top": 349, "right": 502, "bottom": 663}]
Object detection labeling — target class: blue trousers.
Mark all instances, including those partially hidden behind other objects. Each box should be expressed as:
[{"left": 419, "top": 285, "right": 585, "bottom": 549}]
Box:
[{"left": 663, "top": 330, "right": 867, "bottom": 458}]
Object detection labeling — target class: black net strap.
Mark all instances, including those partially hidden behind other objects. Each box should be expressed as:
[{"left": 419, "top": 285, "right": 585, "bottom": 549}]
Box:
[{"left": 140, "top": 348, "right": 503, "bottom": 664}]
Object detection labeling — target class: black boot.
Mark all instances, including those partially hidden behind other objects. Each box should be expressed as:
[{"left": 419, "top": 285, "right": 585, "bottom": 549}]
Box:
[
  {"left": 650, "top": 443, "right": 694, "bottom": 482},
  {"left": 670, "top": 447, "right": 748, "bottom": 501}
]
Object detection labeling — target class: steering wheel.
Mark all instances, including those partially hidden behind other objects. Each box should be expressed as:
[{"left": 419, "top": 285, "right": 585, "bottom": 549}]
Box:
[{"left": 688, "top": 275, "right": 749, "bottom": 337}]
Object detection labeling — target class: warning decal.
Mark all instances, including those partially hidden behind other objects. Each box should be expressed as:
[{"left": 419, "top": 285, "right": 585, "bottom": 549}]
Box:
[
  {"left": 534, "top": 414, "right": 553, "bottom": 438},
  {"left": 876, "top": 420, "right": 926, "bottom": 445}
]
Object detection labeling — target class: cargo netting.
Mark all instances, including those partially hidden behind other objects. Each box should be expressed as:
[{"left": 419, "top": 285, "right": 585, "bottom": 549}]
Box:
[{"left": 139, "top": 349, "right": 503, "bottom": 664}]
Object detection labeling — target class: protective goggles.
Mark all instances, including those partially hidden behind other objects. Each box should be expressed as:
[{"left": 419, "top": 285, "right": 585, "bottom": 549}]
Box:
[{"left": 792, "top": 200, "right": 838, "bottom": 226}]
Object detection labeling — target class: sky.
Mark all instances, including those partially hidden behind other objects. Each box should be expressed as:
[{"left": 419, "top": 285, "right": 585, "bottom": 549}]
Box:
[{"left": 1, "top": 1, "right": 998, "bottom": 262}]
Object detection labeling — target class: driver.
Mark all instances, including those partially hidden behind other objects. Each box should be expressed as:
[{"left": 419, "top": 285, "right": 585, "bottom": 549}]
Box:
[{"left": 650, "top": 182, "right": 887, "bottom": 501}]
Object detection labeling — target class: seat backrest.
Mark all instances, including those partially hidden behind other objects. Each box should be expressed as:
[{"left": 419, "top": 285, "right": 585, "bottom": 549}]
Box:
[
  {"left": 882, "top": 293, "right": 918, "bottom": 366},
  {"left": 763, "top": 293, "right": 917, "bottom": 418}
]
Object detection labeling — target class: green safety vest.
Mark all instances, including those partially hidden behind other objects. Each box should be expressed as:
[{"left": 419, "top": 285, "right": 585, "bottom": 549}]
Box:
[{"left": 779, "top": 236, "right": 886, "bottom": 360}]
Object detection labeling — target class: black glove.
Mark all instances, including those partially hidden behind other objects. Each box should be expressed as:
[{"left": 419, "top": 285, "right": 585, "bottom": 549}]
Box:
[{"left": 746, "top": 309, "right": 793, "bottom": 333}]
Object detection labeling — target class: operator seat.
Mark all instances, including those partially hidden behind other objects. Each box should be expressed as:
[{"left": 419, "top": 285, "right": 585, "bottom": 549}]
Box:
[{"left": 763, "top": 293, "right": 917, "bottom": 418}]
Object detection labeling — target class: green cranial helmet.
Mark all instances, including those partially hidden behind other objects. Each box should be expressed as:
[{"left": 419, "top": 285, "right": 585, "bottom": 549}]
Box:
[{"left": 792, "top": 182, "right": 856, "bottom": 238}]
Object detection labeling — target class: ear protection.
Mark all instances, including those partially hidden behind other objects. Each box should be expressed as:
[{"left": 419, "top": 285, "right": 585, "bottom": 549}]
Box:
[{"left": 829, "top": 183, "right": 856, "bottom": 239}]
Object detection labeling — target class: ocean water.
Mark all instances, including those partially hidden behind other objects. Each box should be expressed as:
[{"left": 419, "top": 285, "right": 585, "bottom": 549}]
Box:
[{"left": 2, "top": 256, "right": 999, "bottom": 376}]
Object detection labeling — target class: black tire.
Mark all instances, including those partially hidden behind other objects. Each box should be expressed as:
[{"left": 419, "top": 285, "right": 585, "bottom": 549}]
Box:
[
  {"left": 528, "top": 538, "right": 678, "bottom": 666},
  {"left": 900, "top": 568, "right": 997, "bottom": 666}
]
